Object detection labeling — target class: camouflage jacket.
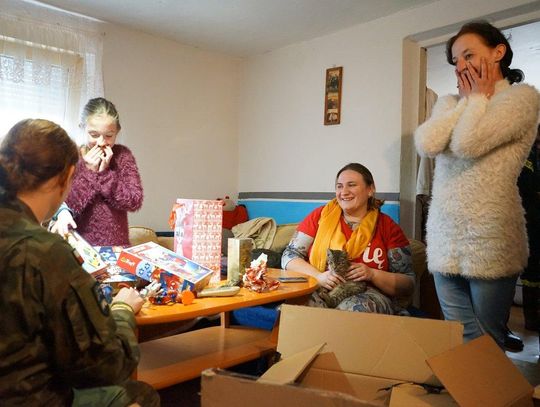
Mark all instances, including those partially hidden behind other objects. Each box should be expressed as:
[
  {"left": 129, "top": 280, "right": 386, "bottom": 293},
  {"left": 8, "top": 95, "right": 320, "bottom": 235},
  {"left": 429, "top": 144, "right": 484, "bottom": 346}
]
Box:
[{"left": 0, "top": 199, "right": 140, "bottom": 406}]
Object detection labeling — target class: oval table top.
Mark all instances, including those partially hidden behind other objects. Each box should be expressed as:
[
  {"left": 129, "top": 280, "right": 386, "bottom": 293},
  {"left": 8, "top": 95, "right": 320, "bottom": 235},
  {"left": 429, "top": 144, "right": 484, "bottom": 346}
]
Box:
[{"left": 135, "top": 268, "right": 317, "bottom": 325}]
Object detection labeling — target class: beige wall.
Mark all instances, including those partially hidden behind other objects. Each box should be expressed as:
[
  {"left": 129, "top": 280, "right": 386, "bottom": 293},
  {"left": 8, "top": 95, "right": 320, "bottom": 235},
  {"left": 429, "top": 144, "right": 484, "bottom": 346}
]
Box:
[
  {"left": 101, "top": 25, "right": 242, "bottom": 231},
  {"left": 97, "top": 0, "right": 538, "bottom": 233},
  {"left": 237, "top": 0, "right": 539, "bottom": 235},
  {"left": 2, "top": 0, "right": 537, "bottom": 236}
]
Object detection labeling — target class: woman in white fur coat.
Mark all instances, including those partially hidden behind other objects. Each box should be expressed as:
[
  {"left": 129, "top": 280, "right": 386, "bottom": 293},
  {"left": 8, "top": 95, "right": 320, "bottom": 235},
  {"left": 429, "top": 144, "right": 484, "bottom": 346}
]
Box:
[{"left": 415, "top": 21, "right": 539, "bottom": 348}]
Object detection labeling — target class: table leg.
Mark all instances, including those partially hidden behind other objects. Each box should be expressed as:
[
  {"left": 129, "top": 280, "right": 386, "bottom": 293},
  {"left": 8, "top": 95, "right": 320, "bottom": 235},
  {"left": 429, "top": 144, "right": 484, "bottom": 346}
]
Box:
[{"left": 221, "top": 311, "right": 230, "bottom": 328}]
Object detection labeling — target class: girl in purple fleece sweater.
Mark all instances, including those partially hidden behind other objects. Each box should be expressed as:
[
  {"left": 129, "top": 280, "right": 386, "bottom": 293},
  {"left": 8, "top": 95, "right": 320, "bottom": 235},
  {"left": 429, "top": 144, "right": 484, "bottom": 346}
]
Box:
[{"left": 64, "top": 98, "right": 143, "bottom": 246}]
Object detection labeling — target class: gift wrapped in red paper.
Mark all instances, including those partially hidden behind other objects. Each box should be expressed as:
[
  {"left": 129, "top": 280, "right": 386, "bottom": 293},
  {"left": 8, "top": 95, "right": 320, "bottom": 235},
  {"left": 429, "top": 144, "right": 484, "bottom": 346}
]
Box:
[
  {"left": 169, "top": 199, "right": 223, "bottom": 283},
  {"left": 242, "top": 253, "right": 280, "bottom": 293}
]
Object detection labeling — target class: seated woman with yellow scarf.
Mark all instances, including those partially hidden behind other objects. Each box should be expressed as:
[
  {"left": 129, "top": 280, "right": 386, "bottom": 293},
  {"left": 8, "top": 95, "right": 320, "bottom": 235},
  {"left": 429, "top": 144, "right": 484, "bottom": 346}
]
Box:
[{"left": 281, "top": 163, "right": 415, "bottom": 314}]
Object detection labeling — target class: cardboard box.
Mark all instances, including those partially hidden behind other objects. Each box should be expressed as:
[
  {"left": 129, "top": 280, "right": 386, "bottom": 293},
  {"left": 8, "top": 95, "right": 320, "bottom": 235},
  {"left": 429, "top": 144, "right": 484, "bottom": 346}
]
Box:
[
  {"left": 117, "top": 241, "right": 213, "bottom": 291},
  {"left": 201, "top": 305, "right": 535, "bottom": 407},
  {"left": 171, "top": 199, "right": 223, "bottom": 283}
]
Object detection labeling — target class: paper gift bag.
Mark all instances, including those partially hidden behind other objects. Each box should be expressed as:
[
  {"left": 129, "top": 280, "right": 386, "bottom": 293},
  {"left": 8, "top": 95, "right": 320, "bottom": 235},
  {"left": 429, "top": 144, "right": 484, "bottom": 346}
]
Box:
[{"left": 170, "top": 199, "right": 223, "bottom": 283}]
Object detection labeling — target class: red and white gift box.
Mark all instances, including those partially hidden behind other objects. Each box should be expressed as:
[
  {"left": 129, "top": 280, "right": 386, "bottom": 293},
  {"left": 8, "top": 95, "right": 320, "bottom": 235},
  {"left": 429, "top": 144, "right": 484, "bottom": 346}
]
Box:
[{"left": 170, "top": 199, "right": 223, "bottom": 283}]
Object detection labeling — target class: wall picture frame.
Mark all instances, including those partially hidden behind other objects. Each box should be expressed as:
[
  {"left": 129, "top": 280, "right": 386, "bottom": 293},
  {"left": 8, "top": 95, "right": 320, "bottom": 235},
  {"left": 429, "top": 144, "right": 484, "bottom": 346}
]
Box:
[{"left": 324, "top": 66, "right": 342, "bottom": 125}]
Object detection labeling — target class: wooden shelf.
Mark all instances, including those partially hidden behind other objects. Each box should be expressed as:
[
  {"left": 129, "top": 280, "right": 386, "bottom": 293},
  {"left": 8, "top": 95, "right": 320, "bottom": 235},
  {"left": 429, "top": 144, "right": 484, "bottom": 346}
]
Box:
[{"left": 137, "top": 325, "right": 276, "bottom": 389}]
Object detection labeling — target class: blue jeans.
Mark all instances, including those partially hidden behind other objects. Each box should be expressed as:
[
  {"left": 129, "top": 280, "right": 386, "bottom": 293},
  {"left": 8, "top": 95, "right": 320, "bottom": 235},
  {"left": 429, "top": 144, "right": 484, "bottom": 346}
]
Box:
[{"left": 433, "top": 272, "right": 518, "bottom": 348}]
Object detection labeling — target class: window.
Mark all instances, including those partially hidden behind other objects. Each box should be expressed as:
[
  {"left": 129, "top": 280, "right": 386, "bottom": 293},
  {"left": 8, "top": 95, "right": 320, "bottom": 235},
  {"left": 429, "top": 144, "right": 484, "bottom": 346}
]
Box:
[
  {"left": 0, "top": 3, "right": 103, "bottom": 142},
  {"left": 0, "top": 38, "right": 82, "bottom": 136}
]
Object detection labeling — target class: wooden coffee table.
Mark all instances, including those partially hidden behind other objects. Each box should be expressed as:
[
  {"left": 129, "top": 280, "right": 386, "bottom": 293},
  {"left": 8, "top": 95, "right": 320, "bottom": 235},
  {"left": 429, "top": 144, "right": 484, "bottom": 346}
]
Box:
[{"left": 134, "top": 269, "right": 317, "bottom": 389}]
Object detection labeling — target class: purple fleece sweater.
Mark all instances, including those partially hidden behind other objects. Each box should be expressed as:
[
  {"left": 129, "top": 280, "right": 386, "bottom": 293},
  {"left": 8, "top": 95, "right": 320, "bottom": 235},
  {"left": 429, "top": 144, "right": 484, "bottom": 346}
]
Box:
[{"left": 66, "top": 144, "right": 143, "bottom": 246}]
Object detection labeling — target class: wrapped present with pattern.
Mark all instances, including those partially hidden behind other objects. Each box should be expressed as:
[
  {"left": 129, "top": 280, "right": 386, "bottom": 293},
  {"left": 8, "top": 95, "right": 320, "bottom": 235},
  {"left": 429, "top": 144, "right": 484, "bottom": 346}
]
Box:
[{"left": 169, "top": 199, "right": 223, "bottom": 283}]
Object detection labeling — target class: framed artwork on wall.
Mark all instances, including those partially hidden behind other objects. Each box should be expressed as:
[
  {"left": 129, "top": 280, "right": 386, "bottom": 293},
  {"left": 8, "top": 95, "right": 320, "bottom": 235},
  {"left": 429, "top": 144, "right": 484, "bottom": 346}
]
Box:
[{"left": 324, "top": 66, "right": 342, "bottom": 125}]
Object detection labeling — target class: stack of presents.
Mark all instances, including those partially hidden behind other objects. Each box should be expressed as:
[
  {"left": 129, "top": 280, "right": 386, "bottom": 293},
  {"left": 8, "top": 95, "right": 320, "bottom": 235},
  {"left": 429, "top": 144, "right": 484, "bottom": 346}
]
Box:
[{"left": 69, "top": 199, "right": 223, "bottom": 301}]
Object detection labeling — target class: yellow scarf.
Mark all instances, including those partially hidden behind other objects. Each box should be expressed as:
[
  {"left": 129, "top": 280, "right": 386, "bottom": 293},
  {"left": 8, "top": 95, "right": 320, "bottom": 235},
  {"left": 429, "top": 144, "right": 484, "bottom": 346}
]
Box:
[{"left": 309, "top": 198, "right": 378, "bottom": 272}]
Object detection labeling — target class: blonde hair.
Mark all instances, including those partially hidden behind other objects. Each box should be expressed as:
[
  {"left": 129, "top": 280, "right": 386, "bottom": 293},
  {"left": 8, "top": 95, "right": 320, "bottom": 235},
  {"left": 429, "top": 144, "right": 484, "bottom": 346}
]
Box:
[{"left": 80, "top": 97, "right": 121, "bottom": 130}]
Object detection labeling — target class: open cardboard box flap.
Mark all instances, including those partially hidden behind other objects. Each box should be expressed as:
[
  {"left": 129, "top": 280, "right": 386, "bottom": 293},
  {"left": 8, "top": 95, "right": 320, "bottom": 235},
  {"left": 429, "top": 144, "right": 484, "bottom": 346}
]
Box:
[
  {"left": 202, "top": 305, "right": 534, "bottom": 406},
  {"left": 273, "top": 304, "right": 463, "bottom": 386},
  {"left": 426, "top": 334, "right": 534, "bottom": 406},
  {"left": 202, "top": 368, "right": 382, "bottom": 407},
  {"left": 259, "top": 342, "right": 326, "bottom": 385}
]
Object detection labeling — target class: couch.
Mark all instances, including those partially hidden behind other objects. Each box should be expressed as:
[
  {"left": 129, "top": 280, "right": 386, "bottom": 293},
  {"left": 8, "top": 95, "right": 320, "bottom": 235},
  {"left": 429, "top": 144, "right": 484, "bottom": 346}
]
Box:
[
  {"left": 230, "top": 221, "right": 428, "bottom": 328},
  {"left": 130, "top": 223, "right": 427, "bottom": 309},
  {"left": 259, "top": 223, "right": 427, "bottom": 309},
  {"left": 128, "top": 223, "right": 430, "bottom": 334},
  {"left": 129, "top": 225, "right": 174, "bottom": 250}
]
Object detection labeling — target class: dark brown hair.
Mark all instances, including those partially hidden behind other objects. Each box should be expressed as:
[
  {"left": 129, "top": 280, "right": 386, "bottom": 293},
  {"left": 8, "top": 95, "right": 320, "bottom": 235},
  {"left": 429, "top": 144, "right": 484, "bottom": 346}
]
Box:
[
  {"left": 0, "top": 119, "right": 79, "bottom": 200},
  {"left": 445, "top": 20, "right": 523, "bottom": 84},
  {"left": 336, "top": 163, "right": 384, "bottom": 210}
]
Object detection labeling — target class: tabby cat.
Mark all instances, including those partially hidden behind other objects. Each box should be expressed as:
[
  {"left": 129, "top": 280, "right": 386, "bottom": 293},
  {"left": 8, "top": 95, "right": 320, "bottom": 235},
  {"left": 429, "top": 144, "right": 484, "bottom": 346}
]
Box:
[{"left": 317, "top": 248, "right": 367, "bottom": 308}]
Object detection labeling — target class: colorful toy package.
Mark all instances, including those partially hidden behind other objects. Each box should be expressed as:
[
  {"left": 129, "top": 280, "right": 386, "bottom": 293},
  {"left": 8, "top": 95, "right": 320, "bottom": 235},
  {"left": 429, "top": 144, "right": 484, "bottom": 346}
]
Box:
[
  {"left": 97, "top": 246, "right": 123, "bottom": 265},
  {"left": 65, "top": 231, "right": 110, "bottom": 282},
  {"left": 96, "top": 246, "right": 138, "bottom": 285},
  {"left": 117, "top": 241, "right": 213, "bottom": 292}
]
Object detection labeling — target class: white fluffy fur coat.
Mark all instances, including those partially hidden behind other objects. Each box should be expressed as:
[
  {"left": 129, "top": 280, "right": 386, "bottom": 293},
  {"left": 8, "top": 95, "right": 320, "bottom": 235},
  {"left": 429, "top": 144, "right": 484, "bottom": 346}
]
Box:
[{"left": 415, "top": 80, "right": 539, "bottom": 279}]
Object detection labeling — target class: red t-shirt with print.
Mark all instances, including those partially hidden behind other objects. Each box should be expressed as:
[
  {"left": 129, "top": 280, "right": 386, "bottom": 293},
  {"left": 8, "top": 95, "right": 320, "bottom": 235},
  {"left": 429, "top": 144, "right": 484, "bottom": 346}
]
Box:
[{"left": 298, "top": 206, "right": 409, "bottom": 271}]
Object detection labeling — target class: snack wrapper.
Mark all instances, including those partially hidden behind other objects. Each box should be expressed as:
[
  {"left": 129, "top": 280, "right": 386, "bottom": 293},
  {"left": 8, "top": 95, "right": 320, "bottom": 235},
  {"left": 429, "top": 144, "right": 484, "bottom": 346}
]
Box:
[{"left": 242, "top": 253, "right": 280, "bottom": 293}]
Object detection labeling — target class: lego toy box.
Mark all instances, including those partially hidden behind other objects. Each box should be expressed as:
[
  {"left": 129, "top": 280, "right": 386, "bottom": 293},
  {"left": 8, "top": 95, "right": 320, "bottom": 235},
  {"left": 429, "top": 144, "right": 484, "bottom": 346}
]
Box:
[
  {"left": 170, "top": 199, "right": 223, "bottom": 283},
  {"left": 65, "top": 231, "right": 109, "bottom": 282},
  {"left": 117, "top": 241, "right": 213, "bottom": 292},
  {"left": 96, "top": 246, "right": 138, "bottom": 285},
  {"left": 97, "top": 246, "right": 123, "bottom": 265}
]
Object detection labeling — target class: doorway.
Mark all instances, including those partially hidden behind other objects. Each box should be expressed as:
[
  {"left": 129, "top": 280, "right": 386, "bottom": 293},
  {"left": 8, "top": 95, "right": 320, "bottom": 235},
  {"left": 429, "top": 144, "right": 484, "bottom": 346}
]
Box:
[{"left": 414, "top": 19, "right": 540, "bottom": 349}]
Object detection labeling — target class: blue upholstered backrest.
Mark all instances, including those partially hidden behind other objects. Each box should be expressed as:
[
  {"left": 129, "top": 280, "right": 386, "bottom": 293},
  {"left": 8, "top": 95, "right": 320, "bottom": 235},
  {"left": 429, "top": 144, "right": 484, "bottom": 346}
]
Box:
[{"left": 238, "top": 196, "right": 400, "bottom": 225}]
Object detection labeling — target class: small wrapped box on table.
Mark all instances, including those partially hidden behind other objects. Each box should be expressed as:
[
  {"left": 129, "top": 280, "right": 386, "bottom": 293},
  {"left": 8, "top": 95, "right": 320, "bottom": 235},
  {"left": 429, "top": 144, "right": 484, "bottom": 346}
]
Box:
[{"left": 117, "top": 241, "right": 213, "bottom": 292}]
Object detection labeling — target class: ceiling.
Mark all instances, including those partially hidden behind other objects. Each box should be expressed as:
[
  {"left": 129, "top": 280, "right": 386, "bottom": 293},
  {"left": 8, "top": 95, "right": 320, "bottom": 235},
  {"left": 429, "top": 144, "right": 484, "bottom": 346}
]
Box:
[
  {"left": 29, "top": 0, "right": 540, "bottom": 92},
  {"left": 34, "top": 0, "right": 438, "bottom": 56}
]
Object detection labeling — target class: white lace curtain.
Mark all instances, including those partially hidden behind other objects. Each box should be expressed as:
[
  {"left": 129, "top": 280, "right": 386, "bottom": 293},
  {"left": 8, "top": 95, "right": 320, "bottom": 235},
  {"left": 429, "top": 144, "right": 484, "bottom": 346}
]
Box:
[{"left": 0, "top": 0, "right": 104, "bottom": 143}]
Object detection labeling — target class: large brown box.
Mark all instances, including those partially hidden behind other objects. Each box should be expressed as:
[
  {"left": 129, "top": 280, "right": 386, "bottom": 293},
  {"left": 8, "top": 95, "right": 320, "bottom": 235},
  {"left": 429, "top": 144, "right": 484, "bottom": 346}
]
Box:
[{"left": 202, "top": 305, "right": 536, "bottom": 407}]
